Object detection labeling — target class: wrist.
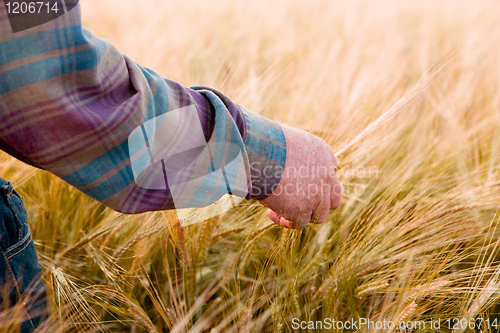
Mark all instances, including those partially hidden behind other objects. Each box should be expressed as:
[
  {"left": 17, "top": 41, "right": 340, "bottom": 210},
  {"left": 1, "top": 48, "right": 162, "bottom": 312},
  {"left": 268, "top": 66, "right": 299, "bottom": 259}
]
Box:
[{"left": 240, "top": 106, "right": 287, "bottom": 200}]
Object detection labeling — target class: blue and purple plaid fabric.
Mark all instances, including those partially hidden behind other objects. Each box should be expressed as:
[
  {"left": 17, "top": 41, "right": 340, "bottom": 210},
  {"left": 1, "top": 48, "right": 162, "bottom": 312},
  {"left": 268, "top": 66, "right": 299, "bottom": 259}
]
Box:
[{"left": 0, "top": 3, "right": 286, "bottom": 213}]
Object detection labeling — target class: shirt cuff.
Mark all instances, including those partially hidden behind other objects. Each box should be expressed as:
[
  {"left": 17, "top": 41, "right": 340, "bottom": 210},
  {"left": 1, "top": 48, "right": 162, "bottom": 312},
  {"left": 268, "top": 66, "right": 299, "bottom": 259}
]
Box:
[{"left": 239, "top": 106, "right": 287, "bottom": 200}]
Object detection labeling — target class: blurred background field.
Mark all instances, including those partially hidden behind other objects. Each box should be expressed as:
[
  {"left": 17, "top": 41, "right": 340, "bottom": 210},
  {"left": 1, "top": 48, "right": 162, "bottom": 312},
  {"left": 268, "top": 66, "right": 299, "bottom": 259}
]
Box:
[{"left": 2, "top": 0, "right": 500, "bottom": 331}]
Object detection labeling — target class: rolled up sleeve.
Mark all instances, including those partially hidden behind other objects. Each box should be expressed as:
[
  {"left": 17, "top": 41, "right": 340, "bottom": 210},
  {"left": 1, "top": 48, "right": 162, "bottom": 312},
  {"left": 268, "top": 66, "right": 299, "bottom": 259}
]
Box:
[{"left": 0, "top": 3, "right": 286, "bottom": 213}]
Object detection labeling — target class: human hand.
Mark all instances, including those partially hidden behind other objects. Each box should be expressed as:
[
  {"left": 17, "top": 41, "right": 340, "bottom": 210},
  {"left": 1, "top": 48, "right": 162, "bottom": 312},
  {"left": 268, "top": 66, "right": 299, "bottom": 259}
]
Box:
[{"left": 260, "top": 125, "right": 342, "bottom": 229}]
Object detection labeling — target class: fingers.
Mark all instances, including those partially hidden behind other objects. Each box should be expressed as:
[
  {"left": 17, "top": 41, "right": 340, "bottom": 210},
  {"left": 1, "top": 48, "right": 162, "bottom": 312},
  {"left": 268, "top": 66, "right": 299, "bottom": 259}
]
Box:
[
  {"left": 267, "top": 196, "right": 339, "bottom": 229},
  {"left": 278, "top": 217, "right": 299, "bottom": 229},
  {"left": 267, "top": 209, "right": 282, "bottom": 224},
  {"left": 267, "top": 209, "right": 311, "bottom": 229},
  {"left": 296, "top": 210, "right": 314, "bottom": 228},
  {"left": 267, "top": 209, "right": 298, "bottom": 229},
  {"left": 266, "top": 179, "right": 341, "bottom": 229},
  {"left": 262, "top": 134, "right": 343, "bottom": 229},
  {"left": 267, "top": 208, "right": 317, "bottom": 229}
]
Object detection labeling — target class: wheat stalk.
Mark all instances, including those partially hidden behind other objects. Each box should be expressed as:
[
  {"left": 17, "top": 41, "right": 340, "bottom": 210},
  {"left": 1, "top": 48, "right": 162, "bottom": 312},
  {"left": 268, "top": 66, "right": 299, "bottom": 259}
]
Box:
[
  {"left": 271, "top": 301, "right": 284, "bottom": 333},
  {"left": 239, "top": 308, "right": 251, "bottom": 333},
  {"left": 312, "top": 275, "right": 336, "bottom": 301},
  {"left": 55, "top": 226, "right": 113, "bottom": 264},
  {"left": 127, "top": 307, "right": 159, "bottom": 333},
  {"left": 196, "top": 217, "right": 218, "bottom": 261},
  {"left": 404, "top": 280, "right": 451, "bottom": 303},
  {"left": 453, "top": 279, "right": 498, "bottom": 333},
  {"left": 51, "top": 266, "right": 105, "bottom": 332},
  {"left": 387, "top": 302, "right": 418, "bottom": 333},
  {"left": 334, "top": 51, "right": 460, "bottom": 160},
  {"left": 113, "top": 225, "right": 163, "bottom": 260},
  {"left": 239, "top": 223, "right": 276, "bottom": 270},
  {"left": 210, "top": 226, "right": 246, "bottom": 245},
  {"left": 355, "top": 280, "right": 390, "bottom": 299},
  {"left": 175, "top": 220, "right": 189, "bottom": 272}
]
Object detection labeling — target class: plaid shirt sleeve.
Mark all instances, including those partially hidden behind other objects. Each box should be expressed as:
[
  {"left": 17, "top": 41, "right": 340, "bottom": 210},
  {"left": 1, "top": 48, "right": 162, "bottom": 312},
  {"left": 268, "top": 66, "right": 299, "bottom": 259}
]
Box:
[{"left": 0, "top": 3, "right": 286, "bottom": 213}]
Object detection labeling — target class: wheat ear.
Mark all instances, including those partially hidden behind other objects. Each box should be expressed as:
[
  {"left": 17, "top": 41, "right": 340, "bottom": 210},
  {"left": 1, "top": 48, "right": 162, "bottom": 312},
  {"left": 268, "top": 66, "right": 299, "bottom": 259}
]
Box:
[{"left": 335, "top": 51, "right": 460, "bottom": 160}]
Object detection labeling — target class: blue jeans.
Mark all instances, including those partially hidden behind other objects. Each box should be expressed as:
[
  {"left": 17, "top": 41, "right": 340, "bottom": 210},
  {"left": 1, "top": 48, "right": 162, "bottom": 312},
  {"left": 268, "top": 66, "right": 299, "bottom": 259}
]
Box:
[{"left": 0, "top": 178, "right": 48, "bottom": 332}]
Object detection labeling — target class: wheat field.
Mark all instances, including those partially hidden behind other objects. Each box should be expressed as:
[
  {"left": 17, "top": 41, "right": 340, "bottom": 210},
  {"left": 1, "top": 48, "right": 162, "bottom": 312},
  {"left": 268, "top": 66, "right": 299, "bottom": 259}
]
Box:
[{"left": 2, "top": 0, "right": 500, "bottom": 332}]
